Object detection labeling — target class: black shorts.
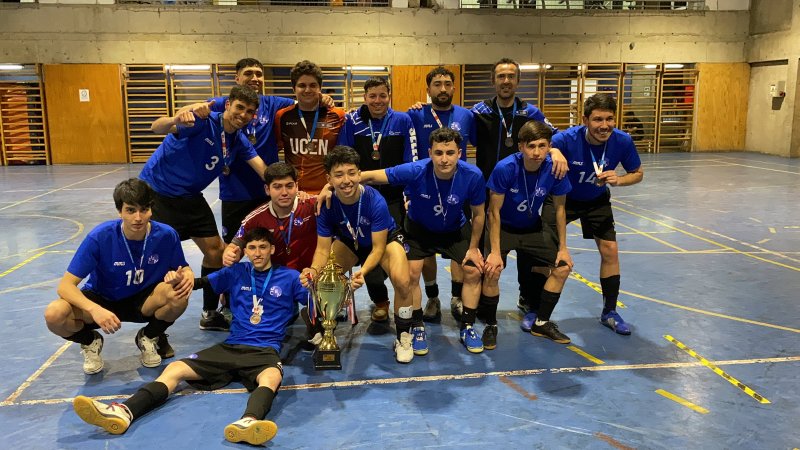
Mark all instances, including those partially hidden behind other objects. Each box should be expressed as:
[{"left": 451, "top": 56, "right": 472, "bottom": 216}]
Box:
[
  {"left": 181, "top": 343, "right": 283, "bottom": 392},
  {"left": 151, "top": 192, "right": 219, "bottom": 242},
  {"left": 495, "top": 223, "right": 559, "bottom": 268},
  {"left": 221, "top": 198, "right": 267, "bottom": 244},
  {"left": 542, "top": 190, "right": 616, "bottom": 241},
  {"left": 404, "top": 217, "right": 471, "bottom": 262},
  {"left": 81, "top": 283, "right": 159, "bottom": 326},
  {"left": 339, "top": 228, "right": 406, "bottom": 267}
]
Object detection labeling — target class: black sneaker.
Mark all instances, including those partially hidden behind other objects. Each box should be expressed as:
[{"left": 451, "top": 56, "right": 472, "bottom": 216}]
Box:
[
  {"left": 482, "top": 324, "right": 498, "bottom": 350},
  {"left": 517, "top": 296, "right": 531, "bottom": 314},
  {"left": 157, "top": 333, "right": 174, "bottom": 359},
  {"left": 200, "top": 310, "right": 230, "bottom": 331},
  {"left": 530, "top": 321, "right": 570, "bottom": 344}
]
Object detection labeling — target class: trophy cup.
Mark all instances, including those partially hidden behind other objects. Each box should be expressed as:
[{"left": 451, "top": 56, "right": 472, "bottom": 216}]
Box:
[{"left": 309, "top": 248, "right": 352, "bottom": 370}]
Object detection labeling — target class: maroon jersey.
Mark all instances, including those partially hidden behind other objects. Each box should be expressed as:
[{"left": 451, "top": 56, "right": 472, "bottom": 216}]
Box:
[{"left": 232, "top": 197, "right": 317, "bottom": 270}]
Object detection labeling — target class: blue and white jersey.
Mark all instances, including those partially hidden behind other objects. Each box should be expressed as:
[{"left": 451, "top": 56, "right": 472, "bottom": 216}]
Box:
[
  {"left": 67, "top": 220, "right": 187, "bottom": 301},
  {"left": 487, "top": 153, "right": 572, "bottom": 229},
  {"left": 407, "top": 105, "right": 475, "bottom": 160},
  {"left": 386, "top": 159, "right": 485, "bottom": 233},
  {"left": 317, "top": 185, "right": 396, "bottom": 249},
  {"left": 139, "top": 111, "right": 257, "bottom": 197},
  {"left": 551, "top": 126, "right": 641, "bottom": 202},
  {"left": 210, "top": 95, "right": 295, "bottom": 202},
  {"left": 209, "top": 263, "right": 307, "bottom": 351}
]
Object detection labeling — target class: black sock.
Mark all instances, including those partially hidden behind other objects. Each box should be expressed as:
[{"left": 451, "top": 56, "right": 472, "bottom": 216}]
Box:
[
  {"left": 600, "top": 275, "right": 621, "bottom": 314},
  {"left": 412, "top": 308, "right": 424, "bottom": 328},
  {"left": 461, "top": 306, "right": 477, "bottom": 330},
  {"left": 365, "top": 268, "right": 389, "bottom": 305},
  {"left": 142, "top": 319, "right": 174, "bottom": 339},
  {"left": 536, "top": 290, "right": 561, "bottom": 322},
  {"left": 523, "top": 273, "right": 547, "bottom": 311},
  {"left": 123, "top": 381, "right": 169, "bottom": 419},
  {"left": 451, "top": 281, "right": 463, "bottom": 298},
  {"left": 201, "top": 266, "right": 221, "bottom": 311},
  {"left": 481, "top": 295, "right": 499, "bottom": 325},
  {"left": 395, "top": 316, "right": 413, "bottom": 339},
  {"left": 66, "top": 326, "right": 97, "bottom": 346},
  {"left": 242, "top": 386, "right": 276, "bottom": 420},
  {"left": 424, "top": 282, "right": 439, "bottom": 299}
]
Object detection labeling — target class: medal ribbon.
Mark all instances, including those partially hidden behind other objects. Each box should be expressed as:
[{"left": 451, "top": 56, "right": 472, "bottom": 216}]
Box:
[
  {"left": 521, "top": 160, "right": 541, "bottom": 219},
  {"left": 220, "top": 116, "right": 233, "bottom": 169},
  {"left": 368, "top": 111, "right": 392, "bottom": 153},
  {"left": 429, "top": 106, "right": 454, "bottom": 130},
  {"left": 250, "top": 266, "right": 274, "bottom": 315},
  {"left": 299, "top": 107, "right": 320, "bottom": 144},
  {"left": 278, "top": 212, "right": 294, "bottom": 254},
  {"left": 338, "top": 186, "right": 363, "bottom": 245},
  {"left": 585, "top": 128, "right": 608, "bottom": 176},
  {"left": 120, "top": 222, "right": 149, "bottom": 273},
  {"left": 432, "top": 166, "right": 457, "bottom": 225},
  {"left": 495, "top": 99, "right": 518, "bottom": 161}
]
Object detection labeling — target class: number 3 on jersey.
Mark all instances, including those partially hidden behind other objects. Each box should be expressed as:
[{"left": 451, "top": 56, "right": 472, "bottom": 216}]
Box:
[
  {"left": 126, "top": 269, "right": 144, "bottom": 286},
  {"left": 205, "top": 155, "right": 220, "bottom": 171}
]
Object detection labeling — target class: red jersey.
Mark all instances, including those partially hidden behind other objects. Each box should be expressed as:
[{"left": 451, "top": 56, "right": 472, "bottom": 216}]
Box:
[
  {"left": 274, "top": 105, "right": 346, "bottom": 194},
  {"left": 232, "top": 197, "right": 318, "bottom": 271}
]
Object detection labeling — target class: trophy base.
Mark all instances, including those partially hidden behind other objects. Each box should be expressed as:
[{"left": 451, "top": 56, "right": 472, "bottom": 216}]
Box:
[{"left": 313, "top": 349, "right": 342, "bottom": 370}]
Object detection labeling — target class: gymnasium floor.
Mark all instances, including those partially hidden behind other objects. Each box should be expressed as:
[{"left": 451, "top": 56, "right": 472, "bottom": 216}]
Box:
[{"left": 0, "top": 152, "right": 798, "bottom": 449}]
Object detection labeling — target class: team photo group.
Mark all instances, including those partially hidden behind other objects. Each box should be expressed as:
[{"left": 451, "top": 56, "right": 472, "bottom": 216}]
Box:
[{"left": 45, "top": 57, "right": 643, "bottom": 445}]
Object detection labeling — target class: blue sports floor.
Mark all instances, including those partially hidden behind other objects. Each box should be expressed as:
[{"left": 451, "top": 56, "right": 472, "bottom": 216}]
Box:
[{"left": 0, "top": 152, "right": 799, "bottom": 449}]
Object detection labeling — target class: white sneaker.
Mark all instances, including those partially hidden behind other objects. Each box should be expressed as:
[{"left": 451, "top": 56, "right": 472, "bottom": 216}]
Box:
[
  {"left": 73, "top": 395, "right": 132, "bottom": 435},
  {"left": 394, "top": 331, "right": 414, "bottom": 364},
  {"left": 135, "top": 328, "right": 162, "bottom": 368},
  {"left": 80, "top": 331, "right": 104, "bottom": 375},
  {"left": 309, "top": 332, "right": 323, "bottom": 346},
  {"left": 224, "top": 417, "right": 278, "bottom": 445}
]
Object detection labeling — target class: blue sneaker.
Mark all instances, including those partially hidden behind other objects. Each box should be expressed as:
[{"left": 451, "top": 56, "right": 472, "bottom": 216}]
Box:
[
  {"left": 520, "top": 312, "right": 537, "bottom": 333},
  {"left": 600, "top": 310, "right": 631, "bottom": 335},
  {"left": 460, "top": 325, "right": 484, "bottom": 354},
  {"left": 411, "top": 326, "right": 429, "bottom": 356}
]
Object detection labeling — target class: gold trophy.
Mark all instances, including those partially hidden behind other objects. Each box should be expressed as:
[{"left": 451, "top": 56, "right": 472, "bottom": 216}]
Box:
[{"left": 310, "top": 248, "right": 352, "bottom": 370}]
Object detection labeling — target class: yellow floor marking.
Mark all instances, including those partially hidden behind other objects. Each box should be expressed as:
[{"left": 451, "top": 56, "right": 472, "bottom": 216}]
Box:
[
  {"left": 0, "top": 342, "right": 72, "bottom": 406},
  {"left": 0, "top": 278, "right": 61, "bottom": 295},
  {"left": 11, "top": 355, "right": 800, "bottom": 407},
  {"left": 567, "top": 346, "right": 605, "bottom": 365},
  {"left": 665, "top": 335, "right": 770, "bottom": 404},
  {"left": 0, "top": 167, "right": 123, "bottom": 212},
  {"left": 748, "top": 217, "right": 762, "bottom": 223},
  {"left": 612, "top": 203, "right": 800, "bottom": 272},
  {"left": 568, "top": 247, "right": 727, "bottom": 255},
  {"left": 756, "top": 239, "right": 771, "bottom": 244},
  {"left": 0, "top": 215, "right": 84, "bottom": 260},
  {"left": 0, "top": 251, "right": 46, "bottom": 278},
  {"left": 769, "top": 227, "right": 777, "bottom": 234},
  {"left": 571, "top": 272, "right": 625, "bottom": 308},
  {"left": 507, "top": 311, "right": 523, "bottom": 321},
  {"left": 623, "top": 291, "right": 800, "bottom": 334},
  {"left": 654, "top": 389, "right": 709, "bottom": 414},
  {"left": 615, "top": 221, "right": 686, "bottom": 252}
]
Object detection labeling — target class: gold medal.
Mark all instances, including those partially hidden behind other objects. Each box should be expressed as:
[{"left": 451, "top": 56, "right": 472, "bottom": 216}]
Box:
[
  {"left": 305, "top": 142, "right": 315, "bottom": 153},
  {"left": 250, "top": 313, "right": 261, "bottom": 325},
  {"left": 222, "top": 166, "right": 231, "bottom": 176},
  {"left": 248, "top": 133, "right": 257, "bottom": 144},
  {"left": 286, "top": 247, "right": 291, "bottom": 255},
  {"left": 371, "top": 150, "right": 380, "bottom": 161},
  {"left": 504, "top": 137, "right": 514, "bottom": 147}
]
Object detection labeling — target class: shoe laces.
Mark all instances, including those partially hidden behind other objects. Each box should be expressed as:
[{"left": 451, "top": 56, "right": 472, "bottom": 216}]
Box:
[
  {"left": 399, "top": 332, "right": 413, "bottom": 347},
  {"left": 139, "top": 334, "right": 158, "bottom": 353},
  {"left": 412, "top": 327, "right": 427, "bottom": 340},
  {"left": 605, "top": 310, "right": 624, "bottom": 322},
  {"left": 82, "top": 339, "right": 102, "bottom": 354},
  {"left": 463, "top": 326, "right": 478, "bottom": 339}
]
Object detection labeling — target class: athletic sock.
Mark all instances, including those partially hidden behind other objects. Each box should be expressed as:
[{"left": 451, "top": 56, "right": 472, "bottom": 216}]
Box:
[
  {"left": 536, "top": 290, "right": 561, "bottom": 322},
  {"left": 201, "top": 266, "right": 221, "bottom": 311},
  {"left": 600, "top": 275, "right": 621, "bottom": 314},
  {"left": 123, "top": 381, "right": 169, "bottom": 419},
  {"left": 243, "top": 386, "right": 276, "bottom": 420}
]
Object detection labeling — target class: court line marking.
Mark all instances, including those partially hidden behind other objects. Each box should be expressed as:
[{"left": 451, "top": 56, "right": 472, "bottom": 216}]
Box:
[
  {"left": 571, "top": 272, "right": 626, "bottom": 308},
  {"left": 612, "top": 202, "right": 800, "bottom": 271},
  {"left": 568, "top": 247, "right": 729, "bottom": 254},
  {"left": 499, "top": 375, "right": 538, "bottom": 400},
  {"left": 614, "top": 221, "right": 686, "bottom": 252},
  {"left": 0, "top": 342, "right": 72, "bottom": 406},
  {"left": 0, "top": 214, "right": 84, "bottom": 260},
  {"left": 571, "top": 272, "right": 800, "bottom": 334},
  {"left": 0, "top": 167, "right": 124, "bottom": 212},
  {"left": 665, "top": 335, "right": 770, "bottom": 404},
  {"left": 0, "top": 251, "right": 46, "bottom": 278},
  {"left": 710, "top": 160, "right": 800, "bottom": 176},
  {"left": 0, "top": 278, "right": 61, "bottom": 295},
  {"left": 566, "top": 346, "right": 605, "bottom": 365},
  {"left": 654, "top": 389, "right": 709, "bottom": 414},
  {"left": 8, "top": 355, "right": 799, "bottom": 407}
]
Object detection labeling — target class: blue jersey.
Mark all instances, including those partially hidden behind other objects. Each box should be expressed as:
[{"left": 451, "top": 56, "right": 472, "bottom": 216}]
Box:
[
  {"left": 407, "top": 105, "right": 475, "bottom": 160},
  {"left": 209, "top": 263, "right": 307, "bottom": 351},
  {"left": 487, "top": 153, "right": 572, "bottom": 229},
  {"left": 551, "top": 126, "right": 641, "bottom": 202},
  {"left": 67, "top": 220, "right": 187, "bottom": 301},
  {"left": 139, "top": 111, "right": 258, "bottom": 197},
  {"left": 210, "top": 95, "right": 295, "bottom": 202},
  {"left": 386, "top": 159, "right": 485, "bottom": 233},
  {"left": 317, "top": 185, "right": 396, "bottom": 249}
]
